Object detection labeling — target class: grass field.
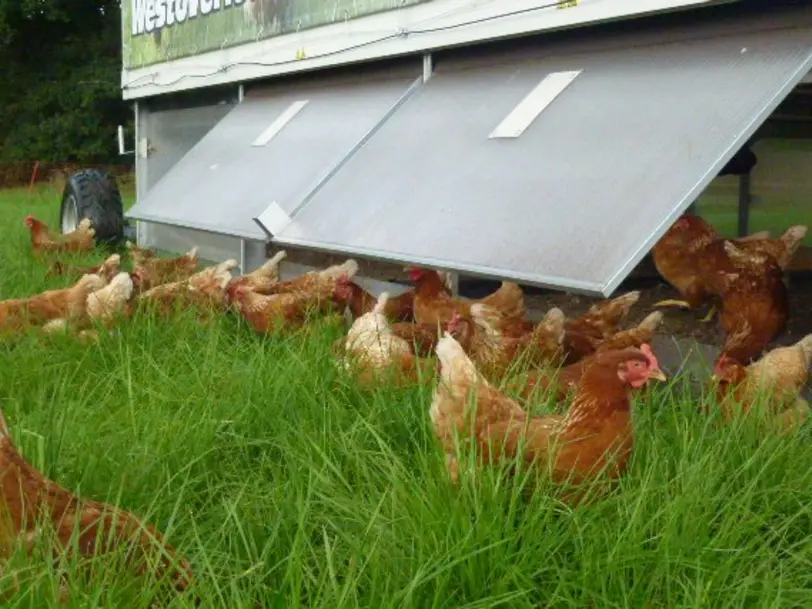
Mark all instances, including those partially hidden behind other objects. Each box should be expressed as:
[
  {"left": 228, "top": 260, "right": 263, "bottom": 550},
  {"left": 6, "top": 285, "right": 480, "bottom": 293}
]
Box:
[{"left": 2, "top": 185, "right": 812, "bottom": 607}]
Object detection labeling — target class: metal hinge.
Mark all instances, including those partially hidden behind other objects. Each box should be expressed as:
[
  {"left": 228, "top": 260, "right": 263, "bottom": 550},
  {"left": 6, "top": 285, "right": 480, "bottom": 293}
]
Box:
[{"left": 137, "top": 138, "right": 156, "bottom": 158}]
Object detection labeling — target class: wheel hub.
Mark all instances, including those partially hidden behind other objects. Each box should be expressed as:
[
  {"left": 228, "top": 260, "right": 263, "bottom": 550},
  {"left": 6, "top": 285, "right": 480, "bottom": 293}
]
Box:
[{"left": 61, "top": 194, "right": 79, "bottom": 234}]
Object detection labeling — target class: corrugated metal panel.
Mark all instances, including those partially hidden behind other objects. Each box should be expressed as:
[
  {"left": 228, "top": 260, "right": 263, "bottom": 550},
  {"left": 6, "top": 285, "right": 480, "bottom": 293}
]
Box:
[
  {"left": 126, "top": 65, "right": 421, "bottom": 241},
  {"left": 272, "top": 6, "right": 812, "bottom": 296}
]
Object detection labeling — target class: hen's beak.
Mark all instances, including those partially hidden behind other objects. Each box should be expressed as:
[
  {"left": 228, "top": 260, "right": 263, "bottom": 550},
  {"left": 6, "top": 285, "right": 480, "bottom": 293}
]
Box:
[{"left": 649, "top": 368, "right": 667, "bottom": 382}]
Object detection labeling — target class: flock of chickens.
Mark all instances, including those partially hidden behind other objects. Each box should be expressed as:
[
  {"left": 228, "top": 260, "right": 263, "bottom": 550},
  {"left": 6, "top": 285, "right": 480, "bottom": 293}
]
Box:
[{"left": 0, "top": 210, "right": 810, "bottom": 601}]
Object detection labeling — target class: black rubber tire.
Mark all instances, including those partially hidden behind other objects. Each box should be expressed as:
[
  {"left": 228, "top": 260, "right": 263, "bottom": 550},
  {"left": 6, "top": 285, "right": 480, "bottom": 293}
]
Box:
[{"left": 59, "top": 169, "right": 125, "bottom": 245}]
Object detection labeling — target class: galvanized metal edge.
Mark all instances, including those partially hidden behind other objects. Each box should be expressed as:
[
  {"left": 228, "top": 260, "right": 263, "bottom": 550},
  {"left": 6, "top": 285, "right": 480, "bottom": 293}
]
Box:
[
  {"left": 124, "top": 210, "right": 266, "bottom": 242},
  {"left": 601, "top": 46, "right": 812, "bottom": 298},
  {"left": 271, "top": 235, "right": 606, "bottom": 296}
]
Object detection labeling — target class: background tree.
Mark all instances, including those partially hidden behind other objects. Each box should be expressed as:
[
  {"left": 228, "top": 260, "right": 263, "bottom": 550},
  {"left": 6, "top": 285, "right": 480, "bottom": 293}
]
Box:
[{"left": 0, "top": 1, "right": 129, "bottom": 163}]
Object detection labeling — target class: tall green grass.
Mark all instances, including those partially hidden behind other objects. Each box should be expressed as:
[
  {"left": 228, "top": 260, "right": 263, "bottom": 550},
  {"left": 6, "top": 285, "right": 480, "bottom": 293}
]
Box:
[{"left": 1, "top": 187, "right": 812, "bottom": 607}]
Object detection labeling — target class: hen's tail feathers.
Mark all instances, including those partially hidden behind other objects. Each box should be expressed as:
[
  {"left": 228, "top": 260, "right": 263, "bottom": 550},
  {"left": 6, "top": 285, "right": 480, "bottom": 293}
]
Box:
[
  {"left": 373, "top": 292, "right": 390, "bottom": 314},
  {"left": 216, "top": 259, "right": 239, "bottom": 273},
  {"left": 322, "top": 259, "right": 359, "bottom": 281},
  {"left": 611, "top": 290, "right": 640, "bottom": 311},
  {"left": 533, "top": 307, "right": 567, "bottom": 345},
  {"left": 638, "top": 311, "right": 665, "bottom": 333},
  {"left": 781, "top": 225, "right": 808, "bottom": 258},
  {"left": 542, "top": 307, "right": 565, "bottom": 326},
  {"left": 796, "top": 334, "right": 812, "bottom": 367},
  {"left": 587, "top": 290, "right": 640, "bottom": 323},
  {"left": 483, "top": 282, "right": 524, "bottom": 316},
  {"left": 77, "top": 218, "right": 93, "bottom": 232},
  {"left": 213, "top": 260, "right": 238, "bottom": 289},
  {"left": 104, "top": 254, "right": 121, "bottom": 267},
  {"left": 781, "top": 224, "right": 808, "bottom": 244},
  {"left": 260, "top": 250, "right": 287, "bottom": 273}
]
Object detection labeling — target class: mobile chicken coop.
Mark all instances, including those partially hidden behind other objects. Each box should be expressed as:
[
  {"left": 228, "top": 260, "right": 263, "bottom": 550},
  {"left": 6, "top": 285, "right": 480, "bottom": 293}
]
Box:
[{"left": 65, "top": 0, "right": 812, "bottom": 297}]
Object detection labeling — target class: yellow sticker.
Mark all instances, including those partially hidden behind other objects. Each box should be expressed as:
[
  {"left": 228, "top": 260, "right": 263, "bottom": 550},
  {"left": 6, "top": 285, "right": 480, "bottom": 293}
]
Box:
[
  {"left": 557, "top": 0, "right": 578, "bottom": 8},
  {"left": 295, "top": 48, "right": 307, "bottom": 60}
]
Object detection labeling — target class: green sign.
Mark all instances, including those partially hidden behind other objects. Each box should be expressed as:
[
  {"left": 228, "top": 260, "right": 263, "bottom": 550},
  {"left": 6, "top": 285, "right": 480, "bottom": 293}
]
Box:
[{"left": 122, "top": 0, "right": 434, "bottom": 69}]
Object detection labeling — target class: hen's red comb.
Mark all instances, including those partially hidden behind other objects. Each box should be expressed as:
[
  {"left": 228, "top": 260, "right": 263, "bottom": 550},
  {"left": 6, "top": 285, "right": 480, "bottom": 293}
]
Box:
[
  {"left": 639, "top": 343, "right": 659, "bottom": 368},
  {"left": 713, "top": 353, "right": 733, "bottom": 373}
]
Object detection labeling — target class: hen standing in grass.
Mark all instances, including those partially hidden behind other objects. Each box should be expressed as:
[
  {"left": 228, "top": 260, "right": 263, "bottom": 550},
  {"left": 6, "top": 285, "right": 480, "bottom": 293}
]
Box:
[
  {"left": 702, "top": 241, "right": 790, "bottom": 364},
  {"left": 40, "top": 271, "right": 137, "bottom": 341},
  {"left": 86, "top": 271, "right": 136, "bottom": 324},
  {"left": 409, "top": 267, "right": 524, "bottom": 329},
  {"left": 653, "top": 213, "right": 804, "bottom": 323},
  {"left": 226, "top": 250, "right": 287, "bottom": 294},
  {"left": 241, "top": 259, "right": 359, "bottom": 299},
  {"left": 430, "top": 334, "right": 666, "bottom": 500},
  {"left": 333, "top": 275, "right": 416, "bottom": 323},
  {"left": 560, "top": 291, "right": 642, "bottom": 363},
  {"left": 125, "top": 240, "right": 157, "bottom": 266},
  {"left": 341, "top": 292, "right": 430, "bottom": 387},
  {"left": 6, "top": 274, "right": 106, "bottom": 329},
  {"left": 25, "top": 215, "right": 95, "bottom": 255},
  {"left": 513, "top": 312, "right": 665, "bottom": 402},
  {"left": 229, "top": 260, "right": 358, "bottom": 334},
  {"left": 137, "top": 260, "right": 237, "bottom": 318},
  {"left": 447, "top": 307, "right": 566, "bottom": 381},
  {"left": 131, "top": 246, "right": 201, "bottom": 292},
  {"left": 711, "top": 334, "right": 812, "bottom": 432},
  {"left": 0, "top": 406, "right": 193, "bottom": 598}
]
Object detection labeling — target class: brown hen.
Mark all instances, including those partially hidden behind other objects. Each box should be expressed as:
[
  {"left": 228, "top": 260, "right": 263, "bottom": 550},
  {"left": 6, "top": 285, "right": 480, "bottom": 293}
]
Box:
[
  {"left": 333, "top": 277, "right": 415, "bottom": 323},
  {"left": 132, "top": 246, "right": 201, "bottom": 291},
  {"left": 136, "top": 260, "right": 236, "bottom": 319},
  {"left": 226, "top": 250, "right": 287, "bottom": 294},
  {"left": 0, "top": 407, "right": 192, "bottom": 597},
  {"left": 409, "top": 268, "right": 524, "bottom": 330},
  {"left": 702, "top": 241, "right": 789, "bottom": 364},
  {"left": 340, "top": 292, "right": 432, "bottom": 387},
  {"left": 711, "top": 334, "right": 812, "bottom": 432},
  {"left": 430, "top": 334, "right": 666, "bottom": 500},
  {"left": 25, "top": 216, "right": 95, "bottom": 255}
]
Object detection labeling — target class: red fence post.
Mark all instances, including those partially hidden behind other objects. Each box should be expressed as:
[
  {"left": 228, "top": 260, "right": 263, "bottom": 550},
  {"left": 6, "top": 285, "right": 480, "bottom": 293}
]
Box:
[{"left": 28, "top": 161, "right": 40, "bottom": 193}]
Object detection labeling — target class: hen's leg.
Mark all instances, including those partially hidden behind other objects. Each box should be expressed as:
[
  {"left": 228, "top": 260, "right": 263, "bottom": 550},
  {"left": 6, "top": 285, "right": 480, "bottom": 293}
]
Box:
[{"left": 700, "top": 305, "right": 717, "bottom": 323}]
